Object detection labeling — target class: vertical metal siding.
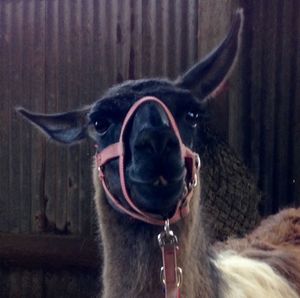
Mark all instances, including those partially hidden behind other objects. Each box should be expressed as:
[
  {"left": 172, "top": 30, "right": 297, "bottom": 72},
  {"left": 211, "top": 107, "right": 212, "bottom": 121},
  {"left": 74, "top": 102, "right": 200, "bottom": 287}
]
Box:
[
  {"left": 0, "top": 0, "right": 299, "bottom": 296},
  {"left": 230, "top": 0, "right": 300, "bottom": 214},
  {"left": 292, "top": 1, "right": 300, "bottom": 207}
]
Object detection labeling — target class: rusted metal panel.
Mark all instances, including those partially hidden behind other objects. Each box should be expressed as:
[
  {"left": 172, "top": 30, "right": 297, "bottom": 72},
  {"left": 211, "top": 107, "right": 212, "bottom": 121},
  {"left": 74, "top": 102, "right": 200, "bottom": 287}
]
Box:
[
  {"left": 29, "top": 0, "right": 46, "bottom": 234},
  {"left": 0, "top": 233, "right": 100, "bottom": 297},
  {"left": 0, "top": 233, "right": 99, "bottom": 270},
  {"left": 291, "top": 0, "right": 300, "bottom": 207},
  {"left": 0, "top": 0, "right": 12, "bottom": 233},
  {"left": 8, "top": 0, "right": 23, "bottom": 234},
  {"left": 250, "top": 0, "right": 278, "bottom": 214},
  {"left": 231, "top": 0, "right": 300, "bottom": 214},
  {"left": 0, "top": 267, "right": 99, "bottom": 298},
  {"left": 274, "top": 0, "right": 295, "bottom": 209},
  {"left": 197, "top": 0, "right": 236, "bottom": 139}
]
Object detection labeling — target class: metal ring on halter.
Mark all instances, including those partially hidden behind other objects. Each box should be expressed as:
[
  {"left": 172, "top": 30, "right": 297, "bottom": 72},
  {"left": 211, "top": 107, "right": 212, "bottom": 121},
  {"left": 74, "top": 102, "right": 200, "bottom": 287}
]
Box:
[
  {"left": 160, "top": 266, "right": 183, "bottom": 288},
  {"left": 192, "top": 173, "right": 198, "bottom": 188},
  {"left": 188, "top": 173, "right": 198, "bottom": 190},
  {"left": 195, "top": 154, "right": 201, "bottom": 170}
]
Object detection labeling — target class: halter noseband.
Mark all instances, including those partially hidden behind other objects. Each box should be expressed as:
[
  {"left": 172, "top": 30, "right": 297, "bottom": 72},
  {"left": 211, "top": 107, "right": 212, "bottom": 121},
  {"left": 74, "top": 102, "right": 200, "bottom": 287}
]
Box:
[{"left": 95, "top": 96, "right": 200, "bottom": 226}]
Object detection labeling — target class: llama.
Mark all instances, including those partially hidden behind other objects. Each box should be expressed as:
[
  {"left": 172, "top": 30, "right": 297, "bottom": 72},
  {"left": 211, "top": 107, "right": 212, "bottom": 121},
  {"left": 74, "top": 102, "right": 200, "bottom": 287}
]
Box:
[{"left": 17, "top": 9, "right": 300, "bottom": 298}]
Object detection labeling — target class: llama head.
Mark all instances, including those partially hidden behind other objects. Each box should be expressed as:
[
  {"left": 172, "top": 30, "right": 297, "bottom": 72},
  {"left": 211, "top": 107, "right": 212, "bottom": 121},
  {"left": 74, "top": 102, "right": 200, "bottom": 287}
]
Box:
[{"left": 17, "top": 10, "right": 243, "bottom": 220}]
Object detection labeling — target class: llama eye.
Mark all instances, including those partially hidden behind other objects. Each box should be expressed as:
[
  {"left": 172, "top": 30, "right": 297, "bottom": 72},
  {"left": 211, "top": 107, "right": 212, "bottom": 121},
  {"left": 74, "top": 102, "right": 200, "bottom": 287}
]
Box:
[
  {"left": 185, "top": 111, "right": 199, "bottom": 128},
  {"left": 94, "top": 119, "right": 111, "bottom": 135}
]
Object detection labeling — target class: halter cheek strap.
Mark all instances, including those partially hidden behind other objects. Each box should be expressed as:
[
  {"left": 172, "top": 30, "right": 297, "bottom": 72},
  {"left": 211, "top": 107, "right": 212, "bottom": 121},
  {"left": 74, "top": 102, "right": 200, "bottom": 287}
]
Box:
[{"left": 95, "top": 96, "right": 200, "bottom": 226}]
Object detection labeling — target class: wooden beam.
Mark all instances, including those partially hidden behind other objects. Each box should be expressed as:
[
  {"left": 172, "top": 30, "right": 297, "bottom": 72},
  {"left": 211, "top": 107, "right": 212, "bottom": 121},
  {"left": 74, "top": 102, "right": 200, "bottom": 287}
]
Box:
[{"left": 0, "top": 233, "right": 100, "bottom": 272}]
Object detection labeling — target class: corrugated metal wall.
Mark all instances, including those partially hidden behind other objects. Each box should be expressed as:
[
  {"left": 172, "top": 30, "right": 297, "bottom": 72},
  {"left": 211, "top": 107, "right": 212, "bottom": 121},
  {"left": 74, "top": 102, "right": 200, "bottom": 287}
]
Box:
[
  {"left": 230, "top": 0, "right": 300, "bottom": 214},
  {"left": 0, "top": 0, "right": 299, "bottom": 296}
]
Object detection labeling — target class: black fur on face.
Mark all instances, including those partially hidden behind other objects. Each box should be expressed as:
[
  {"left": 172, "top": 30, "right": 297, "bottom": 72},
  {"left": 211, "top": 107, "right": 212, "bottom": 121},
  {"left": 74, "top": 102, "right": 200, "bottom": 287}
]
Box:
[{"left": 88, "top": 79, "right": 206, "bottom": 217}]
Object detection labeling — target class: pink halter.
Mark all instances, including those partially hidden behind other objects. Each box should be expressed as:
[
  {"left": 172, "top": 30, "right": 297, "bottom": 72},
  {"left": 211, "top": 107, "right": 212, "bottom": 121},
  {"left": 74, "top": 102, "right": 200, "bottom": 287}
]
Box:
[{"left": 95, "top": 96, "right": 200, "bottom": 225}]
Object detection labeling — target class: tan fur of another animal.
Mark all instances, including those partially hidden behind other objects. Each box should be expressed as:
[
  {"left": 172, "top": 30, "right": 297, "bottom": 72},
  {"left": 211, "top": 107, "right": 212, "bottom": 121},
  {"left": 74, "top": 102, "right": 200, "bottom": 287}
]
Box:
[
  {"left": 216, "top": 253, "right": 299, "bottom": 298},
  {"left": 215, "top": 208, "right": 300, "bottom": 296}
]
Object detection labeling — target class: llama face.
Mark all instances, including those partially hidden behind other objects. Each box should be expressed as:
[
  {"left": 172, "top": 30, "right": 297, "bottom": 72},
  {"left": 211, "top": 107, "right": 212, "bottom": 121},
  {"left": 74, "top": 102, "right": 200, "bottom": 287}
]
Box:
[
  {"left": 88, "top": 79, "right": 204, "bottom": 216},
  {"left": 17, "top": 10, "right": 243, "bottom": 222}
]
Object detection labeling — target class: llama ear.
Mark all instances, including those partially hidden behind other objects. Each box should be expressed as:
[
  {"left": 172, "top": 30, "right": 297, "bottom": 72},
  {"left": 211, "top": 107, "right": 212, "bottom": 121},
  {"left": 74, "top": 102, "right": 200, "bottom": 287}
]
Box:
[
  {"left": 16, "top": 106, "right": 90, "bottom": 144},
  {"left": 175, "top": 9, "right": 244, "bottom": 100}
]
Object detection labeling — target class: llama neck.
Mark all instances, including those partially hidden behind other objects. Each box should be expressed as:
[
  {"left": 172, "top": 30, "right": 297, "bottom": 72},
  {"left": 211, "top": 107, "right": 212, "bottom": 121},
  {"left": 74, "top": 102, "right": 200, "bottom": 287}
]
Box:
[
  {"left": 93, "top": 170, "right": 221, "bottom": 298},
  {"left": 99, "top": 212, "right": 164, "bottom": 297}
]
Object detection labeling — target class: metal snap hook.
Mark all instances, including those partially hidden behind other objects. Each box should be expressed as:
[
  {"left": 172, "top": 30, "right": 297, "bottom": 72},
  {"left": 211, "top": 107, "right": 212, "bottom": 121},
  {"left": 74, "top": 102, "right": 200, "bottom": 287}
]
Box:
[{"left": 158, "top": 219, "right": 178, "bottom": 246}]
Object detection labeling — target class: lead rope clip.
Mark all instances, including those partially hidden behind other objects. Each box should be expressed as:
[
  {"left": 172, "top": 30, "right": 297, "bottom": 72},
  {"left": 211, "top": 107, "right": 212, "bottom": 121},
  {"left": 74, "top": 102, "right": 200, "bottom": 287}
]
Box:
[{"left": 158, "top": 219, "right": 182, "bottom": 297}]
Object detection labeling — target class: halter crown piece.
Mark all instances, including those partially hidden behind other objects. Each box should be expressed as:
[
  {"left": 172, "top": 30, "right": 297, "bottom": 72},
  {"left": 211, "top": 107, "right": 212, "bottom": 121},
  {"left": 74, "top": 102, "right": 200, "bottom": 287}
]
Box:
[{"left": 95, "top": 96, "right": 201, "bottom": 226}]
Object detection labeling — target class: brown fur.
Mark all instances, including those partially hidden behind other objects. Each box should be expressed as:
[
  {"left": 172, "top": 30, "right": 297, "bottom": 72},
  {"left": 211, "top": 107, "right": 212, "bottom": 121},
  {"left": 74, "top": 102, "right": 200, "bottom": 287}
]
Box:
[
  {"left": 93, "top": 164, "right": 223, "bottom": 298},
  {"left": 215, "top": 208, "right": 300, "bottom": 295}
]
